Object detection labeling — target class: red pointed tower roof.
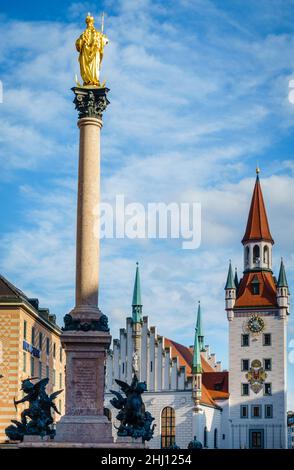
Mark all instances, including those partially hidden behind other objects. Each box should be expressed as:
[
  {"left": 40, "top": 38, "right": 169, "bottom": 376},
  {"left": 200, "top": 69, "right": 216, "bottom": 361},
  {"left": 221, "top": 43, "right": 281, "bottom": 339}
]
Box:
[{"left": 242, "top": 169, "right": 274, "bottom": 245}]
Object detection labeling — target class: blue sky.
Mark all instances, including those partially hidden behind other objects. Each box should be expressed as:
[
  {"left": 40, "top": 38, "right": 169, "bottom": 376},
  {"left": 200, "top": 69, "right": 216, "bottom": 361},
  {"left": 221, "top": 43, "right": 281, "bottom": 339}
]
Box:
[{"left": 0, "top": 0, "right": 294, "bottom": 407}]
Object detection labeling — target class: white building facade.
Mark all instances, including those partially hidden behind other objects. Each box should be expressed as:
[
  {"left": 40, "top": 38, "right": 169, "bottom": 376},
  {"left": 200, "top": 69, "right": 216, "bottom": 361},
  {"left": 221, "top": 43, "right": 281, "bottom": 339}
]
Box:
[{"left": 105, "top": 314, "right": 229, "bottom": 449}]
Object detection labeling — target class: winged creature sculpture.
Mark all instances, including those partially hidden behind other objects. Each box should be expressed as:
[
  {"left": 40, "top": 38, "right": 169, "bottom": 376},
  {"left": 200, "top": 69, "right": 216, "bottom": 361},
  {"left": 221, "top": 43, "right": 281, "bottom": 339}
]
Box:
[
  {"left": 5, "top": 377, "right": 63, "bottom": 441},
  {"left": 110, "top": 374, "right": 155, "bottom": 442}
]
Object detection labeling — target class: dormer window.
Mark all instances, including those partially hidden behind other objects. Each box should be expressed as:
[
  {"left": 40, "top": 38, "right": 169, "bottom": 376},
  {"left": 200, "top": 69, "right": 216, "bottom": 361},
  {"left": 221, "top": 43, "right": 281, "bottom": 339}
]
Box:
[{"left": 252, "top": 275, "right": 260, "bottom": 295}]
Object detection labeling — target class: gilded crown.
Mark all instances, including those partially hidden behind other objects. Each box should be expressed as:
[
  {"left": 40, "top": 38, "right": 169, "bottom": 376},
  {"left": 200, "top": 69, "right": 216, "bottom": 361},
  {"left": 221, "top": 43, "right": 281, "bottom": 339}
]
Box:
[{"left": 86, "top": 13, "right": 95, "bottom": 24}]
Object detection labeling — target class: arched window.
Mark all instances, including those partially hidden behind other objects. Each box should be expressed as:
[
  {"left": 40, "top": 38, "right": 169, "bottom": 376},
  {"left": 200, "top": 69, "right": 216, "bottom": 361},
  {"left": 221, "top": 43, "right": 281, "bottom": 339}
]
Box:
[
  {"left": 245, "top": 246, "right": 250, "bottom": 266},
  {"left": 161, "top": 407, "right": 175, "bottom": 448},
  {"left": 214, "top": 428, "right": 218, "bottom": 449},
  {"left": 103, "top": 407, "right": 112, "bottom": 422},
  {"left": 263, "top": 246, "right": 269, "bottom": 267},
  {"left": 253, "top": 245, "right": 260, "bottom": 265},
  {"left": 204, "top": 426, "right": 208, "bottom": 448}
]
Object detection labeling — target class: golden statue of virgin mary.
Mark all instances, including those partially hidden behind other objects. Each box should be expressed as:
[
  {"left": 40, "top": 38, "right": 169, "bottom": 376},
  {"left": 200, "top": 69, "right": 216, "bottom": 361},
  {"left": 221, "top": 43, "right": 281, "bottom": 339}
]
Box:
[{"left": 75, "top": 13, "right": 108, "bottom": 87}]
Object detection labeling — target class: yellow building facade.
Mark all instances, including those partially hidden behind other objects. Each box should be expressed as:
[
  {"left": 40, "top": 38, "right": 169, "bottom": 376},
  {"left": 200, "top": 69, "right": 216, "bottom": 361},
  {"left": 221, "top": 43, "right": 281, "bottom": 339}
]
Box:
[{"left": 0, "top": 275, "right": 65, "bottom": 442}]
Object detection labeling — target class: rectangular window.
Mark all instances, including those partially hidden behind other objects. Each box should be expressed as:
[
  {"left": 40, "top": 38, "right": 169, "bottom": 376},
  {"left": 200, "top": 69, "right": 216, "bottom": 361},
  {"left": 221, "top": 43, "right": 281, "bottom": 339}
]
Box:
[
  {"left": 31, "top": 327, "right": 35, "bottom": 346},
  {"left": 30, "top": 356, "right": 35, "bottom": 376},
  {"left": 264, "top": 383, "right": 272, "bottom": 395},
  {"left": 59, "top": 400, "right": 62, "bottom": 414},
  {"left": 241, "top": 359, "right": 249, "bottom": 371},
  {"left": 241, "top": 334, "right": 249, "bottom": 347},
  {"left": 264, "top": 358, "right": 272, "bottom": 371},
  {"left": 150, "top": 361, "right": 153, "bottom": 372},
  {"left": 240, "top": 405, "right": 248, "bottom": 418},
  {"left": 24, "top": 320, "right": 27, "bottom": 340},
  {"left": 23, "top": 352, "right": 27, "bottom": 372},
  {"left": 263, "top": 333, "right": 271, "bottom": 346},
  {"left": 39, "top": 332, "right": 43, "bottom": 350},
  {"left": 241, "top": 383, "right": 249, "bottom": 396},
  {"left": 46, "top": 338, "right": 50, "bottom": 356},
  {"left": 46, "top": 365, "right": 49, "bottom": 379},
  {"left": 59, "top": 373, "right": 62, "bottom": 389},
  {"left": 265, "top": 405, "right": 273, "bottom": 418},
  {"left": 53, "top": 343, "right": 56, "bottom": 359},
  {"left": 251, "top": 405, "right": 262, "bottom": 418},
  {"left": 53, "top": 369, "right": 56, "bottom": 387},
  {"left": 59, "top": 346, "right": 62, "bottom": 362},
  {"left": 122, "top": 362, "right": 125, "bottom": 374},
  {"left": 252, "top": 284, "right": 260, "bottom": 295},
  {"left": 39, "top": 361, "right": 42, "bottom": 379}
]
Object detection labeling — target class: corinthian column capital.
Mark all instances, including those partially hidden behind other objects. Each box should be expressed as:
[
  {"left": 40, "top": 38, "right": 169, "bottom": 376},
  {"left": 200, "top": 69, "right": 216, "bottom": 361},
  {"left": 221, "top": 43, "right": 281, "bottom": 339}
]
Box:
[{"left": 72, "top": 87, "right": 110, "bottom": 120}]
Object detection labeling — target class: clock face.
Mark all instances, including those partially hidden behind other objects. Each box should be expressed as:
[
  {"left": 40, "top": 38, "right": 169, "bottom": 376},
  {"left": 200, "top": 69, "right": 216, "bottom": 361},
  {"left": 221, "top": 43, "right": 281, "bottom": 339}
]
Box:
[{"left": 248, "top": 314, "right": 265, "bottom": 334}]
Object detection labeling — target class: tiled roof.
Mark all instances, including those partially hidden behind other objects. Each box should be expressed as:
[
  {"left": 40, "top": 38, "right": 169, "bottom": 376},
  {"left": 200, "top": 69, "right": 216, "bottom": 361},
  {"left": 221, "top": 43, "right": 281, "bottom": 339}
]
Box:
[
  {"left": 242, "top": 176, "right": 274, "bottom": 244},
  {"left": 235, "top": 271, "right": 277, "bottom": 308},
  {"left": 165, "top": 338, "right": 229, "bottom": 408},
  {"left": 202, "top": 371, "right": 229, "bottom": 400}
]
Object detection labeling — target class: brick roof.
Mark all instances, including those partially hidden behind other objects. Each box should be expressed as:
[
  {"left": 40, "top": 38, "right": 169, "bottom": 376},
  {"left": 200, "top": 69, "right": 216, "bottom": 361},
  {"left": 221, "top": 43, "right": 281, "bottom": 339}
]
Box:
[{"left": 242, "top": 176, "right": 274, "bottom": 244}]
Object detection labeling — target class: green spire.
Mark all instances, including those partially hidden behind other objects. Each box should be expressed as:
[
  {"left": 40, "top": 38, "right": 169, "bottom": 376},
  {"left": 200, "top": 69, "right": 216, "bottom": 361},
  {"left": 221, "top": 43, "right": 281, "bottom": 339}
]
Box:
[
  {"left": 234, "top": 268, "right": 239, "bottom": 289},
  {"left": 225, "top": 260, "right": 236, "bottom": 290},
  {"left": 278, "top": 258, "right": 288, "bottom": 288},
  {"left": 196, "top": 301, "right": 205, "bottom": 351},
  {"left": 192, "top": 311, "right": 202, "bottom": 375},
  {"left": 132, "top": 262, "right": 142, "bottom": 323}
]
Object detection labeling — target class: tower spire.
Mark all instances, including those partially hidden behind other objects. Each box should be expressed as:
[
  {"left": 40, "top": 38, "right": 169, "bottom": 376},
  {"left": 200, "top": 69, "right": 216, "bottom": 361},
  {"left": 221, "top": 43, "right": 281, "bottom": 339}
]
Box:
[
  {"left": 192, "top": 326, "right": 202, "bottom": 375},
  {"left": 196, "top": 301, "right": 205, "bottom": 351},
  {"left": 192, "top": 310, "right": 202, "bottom": 409},
  {"left": 225, "top": 260, "right": 236, "bottom": 290},
  {"left": 242, "top": 170, "right": 274, "bottom": 245},
  {"left": 132, "top": 262, "right": 142, "bottom": 323},
  {"left": 278, "top": 258, "right": 288, "bottom": 288}
]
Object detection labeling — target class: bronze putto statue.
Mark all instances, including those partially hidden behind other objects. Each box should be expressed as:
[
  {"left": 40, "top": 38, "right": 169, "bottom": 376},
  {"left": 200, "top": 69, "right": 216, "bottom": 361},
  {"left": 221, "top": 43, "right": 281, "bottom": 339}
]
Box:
[{"left": 5, "top": 377, "right": 63, "bottom": 441}]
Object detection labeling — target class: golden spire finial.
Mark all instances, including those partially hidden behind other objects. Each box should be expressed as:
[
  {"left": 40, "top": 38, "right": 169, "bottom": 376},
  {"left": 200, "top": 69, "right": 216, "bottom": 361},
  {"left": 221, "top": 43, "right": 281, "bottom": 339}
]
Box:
[{"left": 256, "top": 166, "right": 260, "bottom": 175}]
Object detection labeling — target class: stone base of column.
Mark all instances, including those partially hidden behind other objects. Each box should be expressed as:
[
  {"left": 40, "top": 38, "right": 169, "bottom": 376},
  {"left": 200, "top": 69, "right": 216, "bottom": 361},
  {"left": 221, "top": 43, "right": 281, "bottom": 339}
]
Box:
[
  {"left": 55, "top": 415, "right": 113, "bottom": 443},
  {"left": 55, "top": 329, "right": 113, "bottom": 444},
  {"left": 66, "top": 305, "right": 108, "bottom": 324}
]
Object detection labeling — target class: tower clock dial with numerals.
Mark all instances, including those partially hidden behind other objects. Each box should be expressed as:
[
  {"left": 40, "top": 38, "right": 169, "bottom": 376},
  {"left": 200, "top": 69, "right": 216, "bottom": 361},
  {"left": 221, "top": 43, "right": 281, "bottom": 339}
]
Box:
[{"left": 247, "top": 314, "right": 265, "bottom": 334}]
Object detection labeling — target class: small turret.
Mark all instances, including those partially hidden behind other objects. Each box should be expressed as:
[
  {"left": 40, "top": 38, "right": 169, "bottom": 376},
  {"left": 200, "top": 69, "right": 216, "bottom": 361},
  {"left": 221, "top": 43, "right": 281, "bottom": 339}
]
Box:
[
  {"left": 225, "top": 260, "right": 236, "bottom": 320},
  {"left": 192, "top": 310, "right": 202, "bottom": 410},
  {"left": 277, "top": 258, "right": 290, "bottom": 318}
]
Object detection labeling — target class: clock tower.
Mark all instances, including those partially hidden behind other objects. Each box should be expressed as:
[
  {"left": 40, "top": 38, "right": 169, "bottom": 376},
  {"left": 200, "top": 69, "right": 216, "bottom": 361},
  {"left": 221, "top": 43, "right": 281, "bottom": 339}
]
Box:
[{"left": 226, "top": 170, "right": 289, "bottom": 449}]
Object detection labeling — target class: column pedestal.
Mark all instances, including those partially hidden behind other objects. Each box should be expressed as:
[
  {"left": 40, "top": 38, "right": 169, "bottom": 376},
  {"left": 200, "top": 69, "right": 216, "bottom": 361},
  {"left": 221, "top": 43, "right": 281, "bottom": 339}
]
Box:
[{"left": 55, "top": 331, "right": 112, "bottom": 443}]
